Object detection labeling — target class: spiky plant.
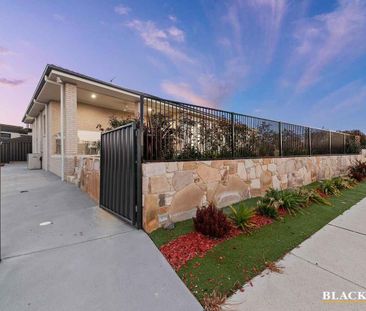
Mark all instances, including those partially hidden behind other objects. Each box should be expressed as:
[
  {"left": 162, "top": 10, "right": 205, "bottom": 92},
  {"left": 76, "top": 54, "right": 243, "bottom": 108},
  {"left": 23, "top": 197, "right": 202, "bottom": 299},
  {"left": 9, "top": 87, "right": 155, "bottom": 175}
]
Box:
[
  {"left": 297, "top": 188, "right": 331, "bottom": 206},
  {"left": 318, "top": 180, "right": 341, "bottom": 196},
  {"left": 229, "top": 203, "right": 255, "bottom": 231}
]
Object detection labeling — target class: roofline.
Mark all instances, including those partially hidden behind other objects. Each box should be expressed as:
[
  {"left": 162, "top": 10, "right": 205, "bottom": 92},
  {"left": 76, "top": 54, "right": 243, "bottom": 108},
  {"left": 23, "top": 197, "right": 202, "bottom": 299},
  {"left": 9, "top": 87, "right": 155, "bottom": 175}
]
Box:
[
  {"left": 21, "top": 65, "right": 358, "bottom": 136},
  {"left": 22, "top": 64, "right": 152, "bottom": 123}
]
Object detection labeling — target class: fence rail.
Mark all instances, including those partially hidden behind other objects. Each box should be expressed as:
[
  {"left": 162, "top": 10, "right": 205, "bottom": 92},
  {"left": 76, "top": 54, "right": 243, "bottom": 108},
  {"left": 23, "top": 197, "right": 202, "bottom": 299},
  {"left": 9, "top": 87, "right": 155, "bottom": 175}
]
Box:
[{"left": 141, "top": 97, "right": 360, "bottom": 161}]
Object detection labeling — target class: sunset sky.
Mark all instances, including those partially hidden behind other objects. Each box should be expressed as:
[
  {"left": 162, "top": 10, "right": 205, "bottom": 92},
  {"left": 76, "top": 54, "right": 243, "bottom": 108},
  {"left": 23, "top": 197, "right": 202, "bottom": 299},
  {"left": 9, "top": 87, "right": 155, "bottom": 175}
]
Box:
[{"left": 1, "top": 0, "right": 366, "bottom": 130}]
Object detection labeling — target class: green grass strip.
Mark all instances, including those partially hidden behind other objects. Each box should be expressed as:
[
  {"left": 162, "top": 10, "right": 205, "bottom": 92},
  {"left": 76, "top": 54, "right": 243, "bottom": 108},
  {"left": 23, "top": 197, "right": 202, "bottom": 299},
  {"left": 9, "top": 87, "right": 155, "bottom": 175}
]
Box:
[
  {"left": 180, "top": 182, "right": 366, "bottom": 301},
  {"left": 150, "top": 196, "right": 261, "bottom": 247},
  {"left": 151, "top": 181, "right": 366, "bottom": 302}
]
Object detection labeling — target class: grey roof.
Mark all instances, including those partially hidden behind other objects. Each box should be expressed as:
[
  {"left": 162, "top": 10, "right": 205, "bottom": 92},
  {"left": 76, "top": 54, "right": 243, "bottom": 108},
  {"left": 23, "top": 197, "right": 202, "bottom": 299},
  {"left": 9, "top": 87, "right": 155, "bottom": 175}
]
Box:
[{"left": 0, "top": 123, "right": 31, "bottom": 134}]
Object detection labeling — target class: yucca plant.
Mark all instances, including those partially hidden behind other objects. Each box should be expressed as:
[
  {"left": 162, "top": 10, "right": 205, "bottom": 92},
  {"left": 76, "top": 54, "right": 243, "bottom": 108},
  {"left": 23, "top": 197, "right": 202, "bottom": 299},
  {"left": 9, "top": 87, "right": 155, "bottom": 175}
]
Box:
[
  {"left": 297, "top": 188, "right": 331, "bottom": 206},
  {"left": 256, "top": 199, "right": 279, "bottom": 219},
  {"left": 318, "top": 180, "right": 341, "bottom": 196},
  {"left": 229, "top": 203, "right": 255, "bottom": 231},
  {"left": 280, "top": 190, "right": 307, "bottom": 215},
  {"left": 332, "top": 176, "right": 355, "bottom": 190},
  {"left": 263, "top": 188, "right": 306, "bottom": 215}
]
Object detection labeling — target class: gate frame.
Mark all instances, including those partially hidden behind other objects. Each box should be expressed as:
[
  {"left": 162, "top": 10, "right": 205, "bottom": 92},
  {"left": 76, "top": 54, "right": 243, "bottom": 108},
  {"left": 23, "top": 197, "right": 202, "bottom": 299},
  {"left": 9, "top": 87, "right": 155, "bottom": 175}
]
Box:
[{"left": 99, "top": 122, "right": 142, "bottom": 229}]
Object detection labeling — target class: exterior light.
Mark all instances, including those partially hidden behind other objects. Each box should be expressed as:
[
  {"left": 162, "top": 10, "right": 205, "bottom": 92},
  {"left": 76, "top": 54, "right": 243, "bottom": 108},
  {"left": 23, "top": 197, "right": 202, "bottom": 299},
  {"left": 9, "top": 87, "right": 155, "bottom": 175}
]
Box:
[{"left": 91, "top": 94, "right": 97, "bottom": 99}]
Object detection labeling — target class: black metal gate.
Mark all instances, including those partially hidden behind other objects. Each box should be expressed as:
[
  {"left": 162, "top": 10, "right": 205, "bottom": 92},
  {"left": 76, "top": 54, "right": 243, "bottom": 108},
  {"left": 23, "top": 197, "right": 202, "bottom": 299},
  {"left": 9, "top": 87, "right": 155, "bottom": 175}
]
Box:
[{"left": 99, "top": 123, "right": 141, "bottom": 228}]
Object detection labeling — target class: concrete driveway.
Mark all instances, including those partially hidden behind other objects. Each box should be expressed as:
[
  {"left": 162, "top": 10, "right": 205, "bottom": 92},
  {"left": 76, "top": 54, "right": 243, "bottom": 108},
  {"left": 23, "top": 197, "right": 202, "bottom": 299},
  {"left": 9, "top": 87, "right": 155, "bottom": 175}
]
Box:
[{"left": 0, "top": 163, "right": 202, "bottom": 311}]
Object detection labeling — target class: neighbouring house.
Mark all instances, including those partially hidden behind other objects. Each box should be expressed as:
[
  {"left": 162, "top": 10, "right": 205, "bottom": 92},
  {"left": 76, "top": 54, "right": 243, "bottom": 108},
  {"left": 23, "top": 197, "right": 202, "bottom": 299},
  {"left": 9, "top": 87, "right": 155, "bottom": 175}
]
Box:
[
  {"left": 23, "top": 64, "right": 364, "bottom": 232},
  {"left": 0, "top": 123, "right": 31, "bottom": 140}
]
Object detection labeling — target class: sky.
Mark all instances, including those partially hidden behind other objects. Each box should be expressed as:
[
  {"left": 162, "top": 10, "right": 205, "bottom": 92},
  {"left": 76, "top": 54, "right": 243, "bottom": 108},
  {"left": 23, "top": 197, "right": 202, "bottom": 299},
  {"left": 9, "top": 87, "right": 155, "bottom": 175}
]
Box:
[{"left": 0, "top": 0, "right": 366, "bottom": 131}]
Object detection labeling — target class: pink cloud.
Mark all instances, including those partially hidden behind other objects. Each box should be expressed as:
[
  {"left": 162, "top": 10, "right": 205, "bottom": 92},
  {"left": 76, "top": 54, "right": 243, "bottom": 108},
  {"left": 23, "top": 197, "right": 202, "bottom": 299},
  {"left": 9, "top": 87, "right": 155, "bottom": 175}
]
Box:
[
  {"left": 223, "top": 0, "right": 287, "bottom": 62},
  {"left": 114, "top": 4, "right": 130, "bottom": 15},
  {"left": 0, "top": 46, "right": 13, "bottom": 55},
  {"left": 161, "top": 81, "right": 214, "bottom": 107},
  {"left": 167, "top": 26, "right": 185, "bottom": 42},
  {"left": 0, "top": 77, "right": 26, "bottom": 86},
  {"left": 294, "top": 0, "right": 366, "bottom": 90},
  {"left": 310, "top": 80, "right": 366, "bottom": 126},
  {"left": 126, "top": 20, "right": 192, "bottom": 63}
]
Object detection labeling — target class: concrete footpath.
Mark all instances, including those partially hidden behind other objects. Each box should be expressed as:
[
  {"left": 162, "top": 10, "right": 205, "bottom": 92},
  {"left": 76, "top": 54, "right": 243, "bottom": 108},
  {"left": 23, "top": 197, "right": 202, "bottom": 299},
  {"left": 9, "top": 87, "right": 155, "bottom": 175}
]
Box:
[
  {"left": 0, "top": 163, "right": 202, "bottom": 311},
  {"left": 225, "top": 197, "right": 366, "bottom": 311}
]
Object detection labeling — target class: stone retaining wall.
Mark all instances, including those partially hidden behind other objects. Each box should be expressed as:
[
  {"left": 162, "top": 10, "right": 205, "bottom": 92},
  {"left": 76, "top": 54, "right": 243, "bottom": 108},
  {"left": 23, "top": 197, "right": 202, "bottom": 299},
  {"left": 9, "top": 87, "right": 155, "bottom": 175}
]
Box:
[
  {"left": 143, "top": 153, "right": 366, "bottom": 232},
  {"left": 67, "top": 155, "right": 100, "bottom": 202}
]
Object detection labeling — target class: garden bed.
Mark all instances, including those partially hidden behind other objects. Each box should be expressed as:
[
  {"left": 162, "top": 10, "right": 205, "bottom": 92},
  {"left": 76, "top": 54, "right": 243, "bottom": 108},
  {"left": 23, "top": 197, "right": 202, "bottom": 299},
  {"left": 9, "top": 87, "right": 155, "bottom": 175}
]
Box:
[{"left": 149, "top": 180, "right": 366, "bottom": 304}]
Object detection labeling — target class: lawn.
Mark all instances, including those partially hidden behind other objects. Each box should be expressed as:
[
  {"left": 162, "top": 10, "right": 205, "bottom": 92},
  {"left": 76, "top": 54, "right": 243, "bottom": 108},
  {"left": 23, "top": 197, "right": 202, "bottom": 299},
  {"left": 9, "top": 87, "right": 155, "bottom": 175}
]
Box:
[{"left": 149, "top": 181, "right": 366, "bottom": 303}]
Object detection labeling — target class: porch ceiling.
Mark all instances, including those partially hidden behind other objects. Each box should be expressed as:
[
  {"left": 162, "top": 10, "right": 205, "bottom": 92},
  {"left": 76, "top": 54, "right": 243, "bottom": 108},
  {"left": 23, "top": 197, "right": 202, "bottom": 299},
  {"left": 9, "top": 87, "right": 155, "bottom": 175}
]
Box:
[{"left": 25, "top": 68, "right": 140, "bottom": 122}]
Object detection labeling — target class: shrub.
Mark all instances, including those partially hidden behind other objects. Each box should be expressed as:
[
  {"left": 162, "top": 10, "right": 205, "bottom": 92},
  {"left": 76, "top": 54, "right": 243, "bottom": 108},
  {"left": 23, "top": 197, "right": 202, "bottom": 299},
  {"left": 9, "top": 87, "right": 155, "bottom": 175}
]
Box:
[
  {"left": 229, "top": 203, "right": 255, "bottom": 231},
  {"left": 332, "top": 176, "right": 355, "bottom": 190},
  {"left": 297, "top": 188, "right": 331, "bottom": 206},
  {"left": 348, "top": 160, "right": 366, "bottom": 181},
  {"left": 256, "top": 199, "right": 279, "bottom": 219},
  {"left": 193, "top": 203, "right": 232, "bottom": 238},
  {"left": 263, "top": 188, "right": 307, "bottom": 215},
  {"left": 255, "top": 188, "right": 307, "bottom": 216},
  {"left": 318, "top": 180, "right": 341, "bottom": 196},
  {"left": 280, "top": 190, "right": 307, "bottom": 214}
]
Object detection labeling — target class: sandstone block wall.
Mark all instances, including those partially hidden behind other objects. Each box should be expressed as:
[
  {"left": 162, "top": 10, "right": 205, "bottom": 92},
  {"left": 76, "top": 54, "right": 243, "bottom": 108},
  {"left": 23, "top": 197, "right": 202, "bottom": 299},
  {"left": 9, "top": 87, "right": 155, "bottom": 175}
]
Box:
[
  {"left": 71, "top": 156, "right": 100, "bottom": 202},
  {"left": 143, "top": 154, "right": 365, "bottom": 232}
]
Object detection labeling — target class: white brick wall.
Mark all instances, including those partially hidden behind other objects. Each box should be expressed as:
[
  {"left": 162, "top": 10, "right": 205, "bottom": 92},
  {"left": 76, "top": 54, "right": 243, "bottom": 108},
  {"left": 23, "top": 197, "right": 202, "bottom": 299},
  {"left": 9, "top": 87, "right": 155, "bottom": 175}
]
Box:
[{"left": 64, "top": 83, "right": 78, "bottom": 157}]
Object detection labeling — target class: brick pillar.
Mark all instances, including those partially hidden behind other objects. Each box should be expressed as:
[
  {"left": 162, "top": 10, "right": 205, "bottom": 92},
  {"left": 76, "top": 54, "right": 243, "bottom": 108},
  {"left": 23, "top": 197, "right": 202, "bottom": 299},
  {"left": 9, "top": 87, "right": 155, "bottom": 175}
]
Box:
[{"left": 63, "top": 83, "right": 78, "bottom": 176}]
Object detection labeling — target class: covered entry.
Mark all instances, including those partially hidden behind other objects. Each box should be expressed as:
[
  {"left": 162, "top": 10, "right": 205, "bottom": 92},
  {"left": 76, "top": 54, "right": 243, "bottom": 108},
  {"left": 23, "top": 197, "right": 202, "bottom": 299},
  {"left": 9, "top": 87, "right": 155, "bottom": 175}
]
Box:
[{"left": 99, "top": 123, "right": 142, "bottom": 228}]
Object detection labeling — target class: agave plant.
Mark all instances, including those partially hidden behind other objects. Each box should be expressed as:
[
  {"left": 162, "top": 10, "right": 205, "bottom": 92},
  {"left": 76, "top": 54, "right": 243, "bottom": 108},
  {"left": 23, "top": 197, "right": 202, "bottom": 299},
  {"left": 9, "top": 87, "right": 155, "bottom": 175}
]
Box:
[{"left": 229, "top": 203, "right": 255, "bottom": 231}]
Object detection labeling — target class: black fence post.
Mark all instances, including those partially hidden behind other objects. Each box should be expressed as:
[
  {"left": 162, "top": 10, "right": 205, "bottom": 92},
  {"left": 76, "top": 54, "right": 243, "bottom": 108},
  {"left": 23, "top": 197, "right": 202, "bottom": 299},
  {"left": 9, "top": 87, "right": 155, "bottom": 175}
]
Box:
[
  {"left": 231, "top": 113, "right": 235, "bottom": 158},
  {"left": 329, "top": 131, "right": 332, "bottom": 155},
  {"left": 136, "top": 95, "right": 144, "bottom": 229},
  {"left": 279, "top": 122, "right": 283, "bottom": 157},
  {"left": 308, "top": 128, "right": 312, "bottom": 156}
]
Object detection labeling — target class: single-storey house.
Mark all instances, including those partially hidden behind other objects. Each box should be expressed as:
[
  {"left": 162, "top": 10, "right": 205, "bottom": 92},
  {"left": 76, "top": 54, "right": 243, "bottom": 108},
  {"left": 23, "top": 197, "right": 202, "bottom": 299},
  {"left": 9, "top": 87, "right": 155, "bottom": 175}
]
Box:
[
  {"left": 23, "top": 64, "right": 363, "bottom": 231},
  {"left": 22, "top": 64, "right": 142, "bottom": 180}
]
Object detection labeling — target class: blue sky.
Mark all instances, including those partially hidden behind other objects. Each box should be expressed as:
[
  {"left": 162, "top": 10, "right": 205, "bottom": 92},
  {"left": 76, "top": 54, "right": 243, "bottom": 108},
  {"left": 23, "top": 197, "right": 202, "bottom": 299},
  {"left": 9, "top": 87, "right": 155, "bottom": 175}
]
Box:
[{"left": 1, "top": 0, "right": 366, "bottom": 131}]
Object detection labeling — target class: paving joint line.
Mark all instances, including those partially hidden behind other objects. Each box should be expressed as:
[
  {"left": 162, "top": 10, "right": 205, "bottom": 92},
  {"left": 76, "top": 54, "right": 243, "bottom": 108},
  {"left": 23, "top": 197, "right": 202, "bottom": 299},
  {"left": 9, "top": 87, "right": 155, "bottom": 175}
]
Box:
[
  {"left": 327, "top": 223, "right": 366, "bottom": 237},
  {"left": 290, "top": 252, "right": 366, "bottom": 290},
  {"left": 1, "top": 229, "right": 137, "bottom": 261}
]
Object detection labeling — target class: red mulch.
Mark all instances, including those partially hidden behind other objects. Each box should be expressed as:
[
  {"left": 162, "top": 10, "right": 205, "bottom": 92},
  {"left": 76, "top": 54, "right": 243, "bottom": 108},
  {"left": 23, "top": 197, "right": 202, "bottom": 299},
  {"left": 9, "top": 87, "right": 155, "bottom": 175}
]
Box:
[
  {"left": 250, "top": 214, "right": 273, "bottom": 228},
  {"left": 160, "top": 228, "right": 241, "bottom": 271},
  {"left": 160, "top": 214, "right": 274, "bottom": 271},
  {"left": 278, "top": 207, "right": 288, "bottom": 217},
  {"left": 316, "top": 189, "right": 328, "bottom": 198}
]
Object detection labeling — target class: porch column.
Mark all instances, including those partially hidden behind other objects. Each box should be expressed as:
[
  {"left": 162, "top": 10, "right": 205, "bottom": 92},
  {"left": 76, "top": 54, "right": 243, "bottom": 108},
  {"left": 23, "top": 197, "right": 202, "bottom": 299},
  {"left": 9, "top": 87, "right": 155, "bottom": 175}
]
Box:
[{"left": 63, "top": 83, "right": 78, "bottom": 177}]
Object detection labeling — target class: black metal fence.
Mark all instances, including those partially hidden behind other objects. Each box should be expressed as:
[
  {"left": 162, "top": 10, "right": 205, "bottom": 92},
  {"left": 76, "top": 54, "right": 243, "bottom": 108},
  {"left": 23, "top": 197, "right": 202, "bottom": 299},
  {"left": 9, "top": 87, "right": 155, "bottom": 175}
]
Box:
[
  {"left": 0, "top": 136, "right": 32, "bottom": 163},
  {"left": 141, "top": 97, "right": 360, "bottom": 161}
]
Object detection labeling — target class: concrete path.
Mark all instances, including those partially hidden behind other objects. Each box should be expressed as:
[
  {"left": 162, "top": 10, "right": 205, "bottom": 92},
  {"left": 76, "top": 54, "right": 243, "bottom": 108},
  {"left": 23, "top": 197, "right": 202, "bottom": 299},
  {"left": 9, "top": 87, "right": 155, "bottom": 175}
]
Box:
[
  {"left": 0, "top": 163, "right": 202, "bottom": 311},
  {"left": 225, "top": 198, "right": 366, "bottom": 311}
]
